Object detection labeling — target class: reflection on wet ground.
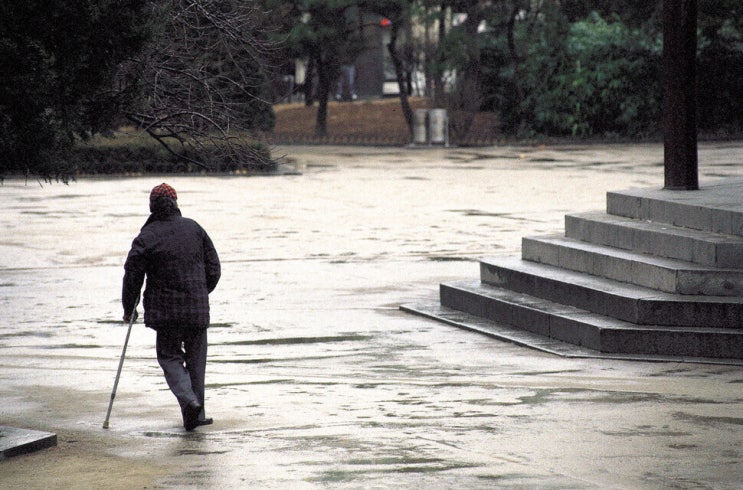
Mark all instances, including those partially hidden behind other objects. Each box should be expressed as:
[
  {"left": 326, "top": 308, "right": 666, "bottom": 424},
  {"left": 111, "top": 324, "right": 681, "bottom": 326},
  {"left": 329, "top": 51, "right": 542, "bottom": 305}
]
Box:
[{"left": 1, "top": 143, "right": 742, "bottom": 488}]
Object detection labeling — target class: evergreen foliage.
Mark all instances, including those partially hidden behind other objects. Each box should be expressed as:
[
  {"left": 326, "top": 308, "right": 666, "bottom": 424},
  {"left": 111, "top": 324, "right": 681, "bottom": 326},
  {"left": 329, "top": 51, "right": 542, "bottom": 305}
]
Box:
[
  {"left": 0, "top": 0, "right": 151, "bottom": 180},
  {"left": 478, "top": 1, "right": 743, "bottom": 138},
  {"left": 0, "top": 0, "right": 276, "bottom": 180}
]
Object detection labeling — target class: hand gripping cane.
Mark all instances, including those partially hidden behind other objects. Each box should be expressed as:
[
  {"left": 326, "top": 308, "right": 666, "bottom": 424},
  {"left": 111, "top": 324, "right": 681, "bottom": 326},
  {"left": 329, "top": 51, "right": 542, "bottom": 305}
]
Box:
[{"left": 103, "top": 297, "right": 139, "bottom": 429}]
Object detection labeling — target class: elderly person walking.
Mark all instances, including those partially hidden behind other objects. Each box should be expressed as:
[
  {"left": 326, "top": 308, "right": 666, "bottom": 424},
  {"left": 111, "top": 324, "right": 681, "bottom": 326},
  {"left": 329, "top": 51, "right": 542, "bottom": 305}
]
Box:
[{"left": 122, "top": 183, "right": 221, "bottom": 431}]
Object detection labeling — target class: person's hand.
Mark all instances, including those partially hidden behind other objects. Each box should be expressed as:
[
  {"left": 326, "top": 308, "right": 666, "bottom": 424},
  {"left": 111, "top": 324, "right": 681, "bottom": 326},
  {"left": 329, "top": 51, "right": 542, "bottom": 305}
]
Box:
[{"left": 123, "top": 310, "right": 139, "bottom": 323}]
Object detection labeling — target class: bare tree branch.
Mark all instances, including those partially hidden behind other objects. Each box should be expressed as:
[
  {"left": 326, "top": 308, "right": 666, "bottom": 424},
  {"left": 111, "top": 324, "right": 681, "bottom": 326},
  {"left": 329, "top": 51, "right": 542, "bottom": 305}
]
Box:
[{"left": 120, "top": 0, "right": 279, "bottom": 171}]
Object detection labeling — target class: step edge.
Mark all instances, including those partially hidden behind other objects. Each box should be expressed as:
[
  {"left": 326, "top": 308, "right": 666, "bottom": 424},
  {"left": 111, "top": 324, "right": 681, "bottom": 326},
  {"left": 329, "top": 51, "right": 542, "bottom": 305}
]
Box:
[
  {"left": 400, "top": 302, "right": 743, "bottom": 366},
  {"left": 442, "top": 280, "right": 742, "bottom": 334}
]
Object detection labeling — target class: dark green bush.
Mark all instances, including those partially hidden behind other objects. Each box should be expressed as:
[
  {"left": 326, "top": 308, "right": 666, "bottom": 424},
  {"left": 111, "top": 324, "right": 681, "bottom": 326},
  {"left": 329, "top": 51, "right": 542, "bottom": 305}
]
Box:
[
  {"left": 697, "top": 20, "right": 743, "bottom": 133},
  {"left": 483, "top": 11, "right": 663, "bottom": 138},
  {"left": 68, "top": 133, "right": 275, "bottom": 175},
  {"left": 545, "top": 12, "right": 662, "bottom": 137}
]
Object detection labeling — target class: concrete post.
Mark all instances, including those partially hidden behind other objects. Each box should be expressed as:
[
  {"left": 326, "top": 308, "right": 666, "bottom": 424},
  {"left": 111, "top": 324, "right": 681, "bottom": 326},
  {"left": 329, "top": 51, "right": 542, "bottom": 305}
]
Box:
[
  {"left": 428, "top": 109, "right": 448, "bottom": 146},
  {"left": 413, "top": 109, "right": 428, "bottom": 145}
]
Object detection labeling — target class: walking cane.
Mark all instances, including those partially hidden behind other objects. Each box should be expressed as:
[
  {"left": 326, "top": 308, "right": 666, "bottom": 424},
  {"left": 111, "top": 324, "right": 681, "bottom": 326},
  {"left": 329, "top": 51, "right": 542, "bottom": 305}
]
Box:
[{"left": 103, "top": 297, "right": 139, "bottom": 429}]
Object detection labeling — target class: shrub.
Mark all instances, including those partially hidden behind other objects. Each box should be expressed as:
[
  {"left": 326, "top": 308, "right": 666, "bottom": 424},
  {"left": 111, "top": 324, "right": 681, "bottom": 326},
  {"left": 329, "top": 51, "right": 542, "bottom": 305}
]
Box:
[
  {"left": 67, "top": 131, "right": 275, "bottom": 175},
  {"left": 482, "top": 11, "right": 663, "bottom": 138}
]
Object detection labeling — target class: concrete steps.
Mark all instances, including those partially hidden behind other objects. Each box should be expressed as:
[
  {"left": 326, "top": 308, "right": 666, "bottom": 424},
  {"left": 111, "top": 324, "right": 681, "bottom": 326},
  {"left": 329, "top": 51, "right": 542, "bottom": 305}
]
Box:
[
  {"left": 478, "top": 256, "right": 743, "bottom": 329},
  {"left": 564, "top": 211, "right": 743, "bottom": 268},
  {"left": 606, "top": 182, "right": 743, "bottom": 237},
  {"left": 521, "top": 234, "right": 743, "bottom": 296},
  {"left": 440, "top": 280, "right": 743, "bottom": 359},
  {"left": 411, "top": 179, "right": 743, "bottom": 362}
]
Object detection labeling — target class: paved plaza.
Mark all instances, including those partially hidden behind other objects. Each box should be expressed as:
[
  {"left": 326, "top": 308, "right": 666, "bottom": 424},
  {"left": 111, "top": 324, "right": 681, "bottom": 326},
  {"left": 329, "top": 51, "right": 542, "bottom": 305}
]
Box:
[{"left": 1, "top": 143, "right": 742, "bottom": 488}]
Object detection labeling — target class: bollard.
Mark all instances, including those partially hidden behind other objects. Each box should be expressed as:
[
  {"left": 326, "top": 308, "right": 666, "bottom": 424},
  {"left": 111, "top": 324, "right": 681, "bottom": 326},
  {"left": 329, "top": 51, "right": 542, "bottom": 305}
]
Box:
[
  {"left": 428, "top": 109, "right": 448, "bottom": 146},
  {"left": 413, "top": 109, "right": 428, "bottom": 145}
]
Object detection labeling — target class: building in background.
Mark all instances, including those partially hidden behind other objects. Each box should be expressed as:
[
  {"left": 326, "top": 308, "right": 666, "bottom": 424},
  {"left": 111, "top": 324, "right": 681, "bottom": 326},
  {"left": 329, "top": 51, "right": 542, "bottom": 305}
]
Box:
[{"left": 274, "top": 9, "right": 423, "bottom": 103}]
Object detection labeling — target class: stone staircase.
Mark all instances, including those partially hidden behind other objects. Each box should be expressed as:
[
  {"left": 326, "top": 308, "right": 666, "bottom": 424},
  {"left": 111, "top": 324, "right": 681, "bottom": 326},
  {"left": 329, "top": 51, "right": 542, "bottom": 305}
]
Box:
[{"left": 403, "top": 179, "right": 743, "bottom": 363}]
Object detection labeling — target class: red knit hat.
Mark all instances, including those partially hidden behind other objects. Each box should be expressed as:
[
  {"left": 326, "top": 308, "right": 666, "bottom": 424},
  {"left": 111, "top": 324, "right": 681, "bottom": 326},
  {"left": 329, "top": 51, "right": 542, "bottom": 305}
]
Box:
[{"left": 150, "top": 183, "right": 177, "bottom": 201}]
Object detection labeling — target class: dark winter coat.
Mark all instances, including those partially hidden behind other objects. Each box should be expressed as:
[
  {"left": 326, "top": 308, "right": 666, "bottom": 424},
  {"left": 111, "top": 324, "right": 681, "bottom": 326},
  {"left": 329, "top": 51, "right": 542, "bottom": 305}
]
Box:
[{"left": 122, "top": 208, "right": 220, "bottom": 329}]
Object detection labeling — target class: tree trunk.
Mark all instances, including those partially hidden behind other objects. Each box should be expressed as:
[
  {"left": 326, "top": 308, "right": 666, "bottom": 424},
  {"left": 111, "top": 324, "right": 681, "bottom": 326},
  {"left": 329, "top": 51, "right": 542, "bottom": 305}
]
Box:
[
  {"left": 448, "top": 2, "right": 483, "bottom": 141},
  {"left": 304, "top": 56, "right": 316, "bottom": 106},
  {"left": 424, "top": 2, "right": 432, "bottom": 97},
  {"left": 315, "top": 53, "right": 330, "bottom": 137},
  {"left": 434, "top": 3, "right": 447, "bottom": 106},
  {"left": 663, "top": 0, "right": 698, "bottom": 190},
  {"left": 507, "top": 5, "right": 525, "bottom": 103},
  {"left": 387, "top": 23, "right": 414, "bottom": 138}
]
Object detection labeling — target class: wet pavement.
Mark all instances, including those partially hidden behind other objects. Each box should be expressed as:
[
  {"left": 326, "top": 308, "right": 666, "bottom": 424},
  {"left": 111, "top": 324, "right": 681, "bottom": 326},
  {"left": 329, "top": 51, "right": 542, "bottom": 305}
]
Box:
[{"left": 1, "top": 143, "right": 743, "bottom": 488}]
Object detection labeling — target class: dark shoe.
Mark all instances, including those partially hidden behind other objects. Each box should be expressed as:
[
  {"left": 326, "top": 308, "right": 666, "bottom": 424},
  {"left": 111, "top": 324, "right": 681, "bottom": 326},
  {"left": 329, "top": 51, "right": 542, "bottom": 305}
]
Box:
[
  {"left": 197, "top": 418, "right": 213, "bottom": 427},
  {"left": 183, "top": 401, "right": 202, "bottom": 431}
]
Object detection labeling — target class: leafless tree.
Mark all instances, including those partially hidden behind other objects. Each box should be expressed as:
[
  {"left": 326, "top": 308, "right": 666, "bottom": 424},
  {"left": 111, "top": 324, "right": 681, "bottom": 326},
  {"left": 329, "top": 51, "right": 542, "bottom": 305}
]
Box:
[{"left": 122, "top": 0, "right": 279, "bottom": 171}]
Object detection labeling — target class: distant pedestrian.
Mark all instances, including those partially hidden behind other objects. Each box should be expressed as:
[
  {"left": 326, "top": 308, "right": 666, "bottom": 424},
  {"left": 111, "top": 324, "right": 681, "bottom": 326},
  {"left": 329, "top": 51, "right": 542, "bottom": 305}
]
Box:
[
  {"left": 335, "top": 63, "right": 358, "bottom": 101},
  {"left": 122, "top": 183, "right": 221, "bottom": 431}
]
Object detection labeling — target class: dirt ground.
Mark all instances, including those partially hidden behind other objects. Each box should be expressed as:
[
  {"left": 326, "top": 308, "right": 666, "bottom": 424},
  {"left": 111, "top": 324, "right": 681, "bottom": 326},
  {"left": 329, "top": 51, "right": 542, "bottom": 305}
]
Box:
[
  {"left": 271, "top": 97, "right": 499, "bottom": 145},
  {"left": 1, "top": 429, "right": 171, "bottom": 489}
]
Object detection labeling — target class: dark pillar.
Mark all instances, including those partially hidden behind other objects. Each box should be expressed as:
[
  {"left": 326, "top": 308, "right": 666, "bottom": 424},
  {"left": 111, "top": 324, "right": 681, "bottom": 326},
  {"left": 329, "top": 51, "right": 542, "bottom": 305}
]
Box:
[{"left": 663, "top": 0, "right": 698, "bottom": 190}]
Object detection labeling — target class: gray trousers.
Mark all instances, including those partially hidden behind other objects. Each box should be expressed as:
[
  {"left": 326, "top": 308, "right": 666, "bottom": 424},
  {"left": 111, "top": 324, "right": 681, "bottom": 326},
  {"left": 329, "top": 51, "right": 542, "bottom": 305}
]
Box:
[{"left": 155, "top": 327, "right": 208, "bottom": 422}]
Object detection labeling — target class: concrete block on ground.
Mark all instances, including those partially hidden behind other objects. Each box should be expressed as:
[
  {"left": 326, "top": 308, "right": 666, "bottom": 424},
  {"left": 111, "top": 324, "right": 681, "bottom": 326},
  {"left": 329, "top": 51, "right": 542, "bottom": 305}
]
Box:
[{"left": 0, "top": 426, "right": 57, "bottom": 460}]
